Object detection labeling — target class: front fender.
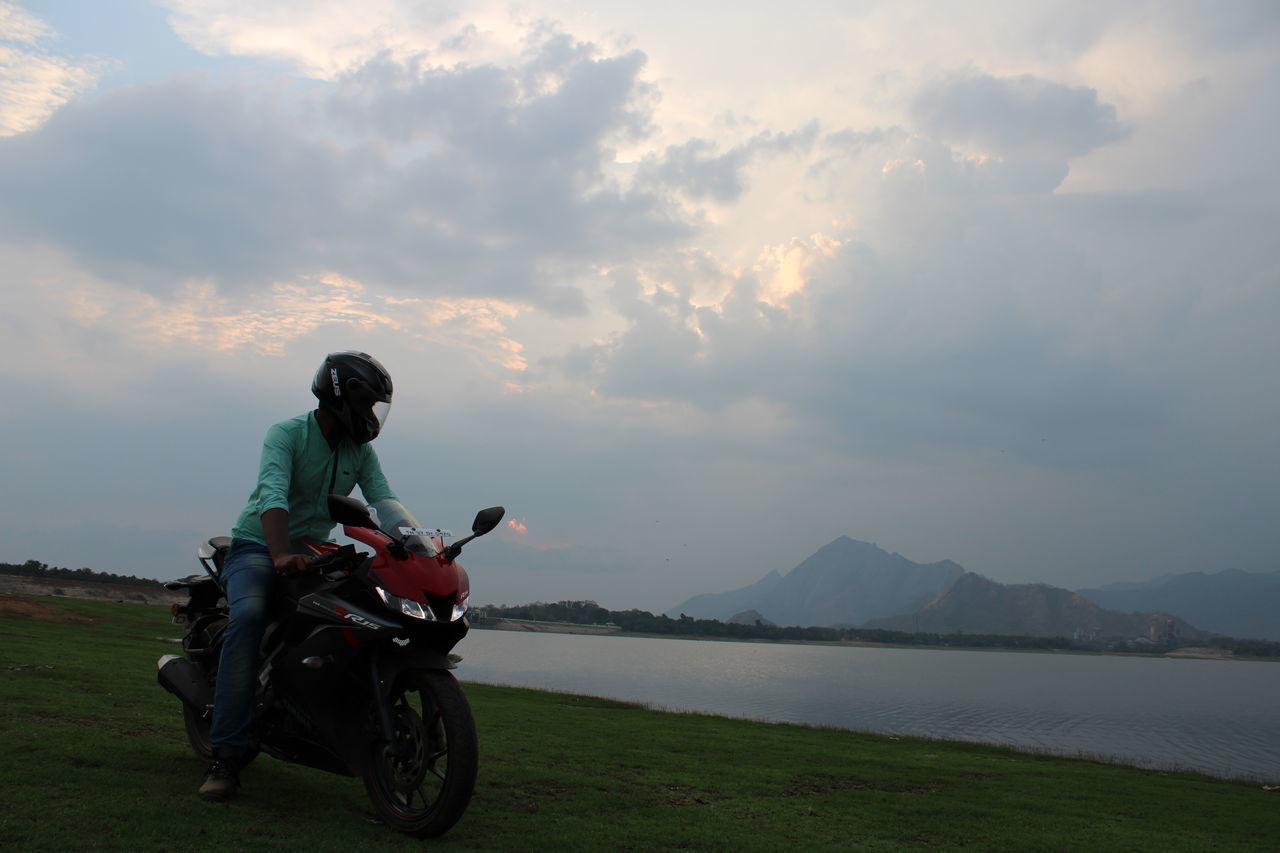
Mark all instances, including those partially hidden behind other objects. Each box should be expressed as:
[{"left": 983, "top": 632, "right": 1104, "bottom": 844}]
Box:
[
  {"left": 375, "top": 646, "right": 453, "bottom": 690},
  {"left": 367, "top": 645, "right": 459, "bottom": 748}
]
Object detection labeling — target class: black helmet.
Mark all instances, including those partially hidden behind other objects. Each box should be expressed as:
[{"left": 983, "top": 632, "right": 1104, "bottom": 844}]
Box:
[{"left": 311, "top": 351, "right": 393, "bottom": 444}]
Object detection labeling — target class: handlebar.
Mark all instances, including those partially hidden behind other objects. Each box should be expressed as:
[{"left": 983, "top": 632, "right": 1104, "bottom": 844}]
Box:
[{"left": 307, "top": 544, "right": 366, "bottom": 576}]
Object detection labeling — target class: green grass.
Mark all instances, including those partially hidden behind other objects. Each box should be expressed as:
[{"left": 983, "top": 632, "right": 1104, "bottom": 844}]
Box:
[{"left": 1, "top": 595, "right": 1277, "bottom": 852}]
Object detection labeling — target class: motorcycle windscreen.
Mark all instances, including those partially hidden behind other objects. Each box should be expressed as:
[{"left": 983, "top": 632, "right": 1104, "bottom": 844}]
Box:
[{"left": 370, "top": 499, "right": 439, "bottom": 557}]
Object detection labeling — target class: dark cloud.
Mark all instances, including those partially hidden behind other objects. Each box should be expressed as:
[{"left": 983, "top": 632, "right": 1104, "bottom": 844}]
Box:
[
  {"left": 561, "top": 185, "right": 1181, "bottom": 469},
  {"left": 637, "top": 123, "right": 821, "bottom": 203},
  {"left": 0, "top": 77, "right": 343, "bottom": 290},
  {"left": 0, "top": 37, "right": 691, "bottom": 309},
  {"left": 910, "top": 71, "right": 1127, "bottom": 157},
  {"left": 905, "top": 71, "right": 1127, "bottom": 194},
  {"left": 1159, "top": 0, "right": 1280, "bottom": 49},
  {"left": 641, "top": 138, "right": 751, "bottom": 203},
  {"left": 324, "top": 39, "right": 686, "bottom": 296}
]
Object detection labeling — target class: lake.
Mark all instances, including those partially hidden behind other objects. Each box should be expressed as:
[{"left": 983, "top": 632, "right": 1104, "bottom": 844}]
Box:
[{"left": 457, "top": 629, "right": 1280, "bottom": 782}]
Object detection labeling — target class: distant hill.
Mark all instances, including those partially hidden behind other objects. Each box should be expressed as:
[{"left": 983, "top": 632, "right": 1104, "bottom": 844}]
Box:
[
  {"left": 867, "top": 573, "right": 1203, "bottom": 641},
  {"left": 670, "top": 569, "right": 782, "bottom": 622},
  {"left": 1077, "top": 569, "right": 1280, "bottom": 641},
  {"left": 668, "top": 537, "right": 965, "bottom": 627}
]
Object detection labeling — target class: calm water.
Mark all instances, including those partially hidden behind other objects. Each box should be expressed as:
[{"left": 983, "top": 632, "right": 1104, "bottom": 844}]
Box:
[{"left": 457, "top": 630, "right": 1280, "bottom": 781}]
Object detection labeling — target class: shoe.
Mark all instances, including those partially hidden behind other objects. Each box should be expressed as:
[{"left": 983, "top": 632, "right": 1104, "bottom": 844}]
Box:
[{"left": 198, "top": 757, "right": 240, "bottom": 802}]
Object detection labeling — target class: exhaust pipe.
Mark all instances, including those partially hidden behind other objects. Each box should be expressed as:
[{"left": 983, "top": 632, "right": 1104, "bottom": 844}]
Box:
[{"left": 157, "top": 654, "right": 213, "bottom": 711}]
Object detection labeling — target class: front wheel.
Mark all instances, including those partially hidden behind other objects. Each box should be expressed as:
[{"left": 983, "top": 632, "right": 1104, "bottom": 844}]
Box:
[{"left": 363, "top": 668, "right": 478, "bottom": 838}]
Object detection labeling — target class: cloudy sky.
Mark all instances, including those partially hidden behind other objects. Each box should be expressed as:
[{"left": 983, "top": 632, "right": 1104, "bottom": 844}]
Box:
[{"left": 2, "top": 0, "right": 1277, "bottom": 613}]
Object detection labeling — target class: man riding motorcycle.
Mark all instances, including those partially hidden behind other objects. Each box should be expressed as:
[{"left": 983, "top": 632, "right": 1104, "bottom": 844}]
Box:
[{"left": 200, "top": 351, "right": 401, "bottom": 801}]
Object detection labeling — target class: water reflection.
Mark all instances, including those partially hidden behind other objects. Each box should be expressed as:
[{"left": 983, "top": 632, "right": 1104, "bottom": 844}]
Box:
[{"left": 458, "top": 630, "right": 1280, "bottom": 781}]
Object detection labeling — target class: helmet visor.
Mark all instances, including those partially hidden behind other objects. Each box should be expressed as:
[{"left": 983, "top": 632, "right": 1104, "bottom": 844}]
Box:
[{"left": 372, "top": 400, "right": 391, "bottom": 429}]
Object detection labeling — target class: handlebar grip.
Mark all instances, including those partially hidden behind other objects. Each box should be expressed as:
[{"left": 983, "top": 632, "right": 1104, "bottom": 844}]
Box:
[{"left": 308, "top": 545, "right": 364, "bottom": 572}]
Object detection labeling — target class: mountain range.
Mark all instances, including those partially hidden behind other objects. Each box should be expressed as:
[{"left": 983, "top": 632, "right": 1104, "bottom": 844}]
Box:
[
  {"left": 1077, "top": 570, "right": 1280, "bottom": 641},
  {"left": 669, "top": 537, "right": 1278, "bottom": 641},
  {"left": 865, "top": 573, "right": 1201, "bottom": 641},
  {"left": 669, "top": 537, "right": 964, "bottom": 628}
]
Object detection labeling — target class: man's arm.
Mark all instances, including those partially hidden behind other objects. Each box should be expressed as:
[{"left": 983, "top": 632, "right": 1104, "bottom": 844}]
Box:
[
  {"left": 261, "top": 508, "right": 311, "bottom": 574},
  {"left": 356, "top": 444, "right": 398, "bottom": 504}
]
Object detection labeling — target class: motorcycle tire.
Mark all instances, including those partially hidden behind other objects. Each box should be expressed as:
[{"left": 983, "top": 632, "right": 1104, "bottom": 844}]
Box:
[
  {"left": 183, "top": 701, "right": 216, "bottom": 760},
  {"left": 181, "top": 617, "right": 257, "bottom": 767},
  {"left": 362, "top": 668, "right": 478, "bottom": 838},
  {"left": 181, "top": 617, "right": 225, "bottom": 761}
]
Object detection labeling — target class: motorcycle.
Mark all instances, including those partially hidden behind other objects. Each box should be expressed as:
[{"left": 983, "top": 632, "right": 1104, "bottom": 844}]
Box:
[{"left": 157, "top": 495, "right": 504, "bottom": 838}]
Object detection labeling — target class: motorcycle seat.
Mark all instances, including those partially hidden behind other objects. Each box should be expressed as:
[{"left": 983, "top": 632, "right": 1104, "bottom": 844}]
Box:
[
  {"left": 164, "top": 574, "right": 215, "bottom": 591},
  {"left": 207, "top": 536, "right": 232, "bottom": 572}
]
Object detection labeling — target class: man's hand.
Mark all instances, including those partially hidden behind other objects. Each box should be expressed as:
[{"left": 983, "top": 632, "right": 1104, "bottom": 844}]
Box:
[
  {"left": 261, "top": 508, "right": 309, "bottom": 574},
  {"left": 273, "top": 553, "right": 312, "bottom": 574}
]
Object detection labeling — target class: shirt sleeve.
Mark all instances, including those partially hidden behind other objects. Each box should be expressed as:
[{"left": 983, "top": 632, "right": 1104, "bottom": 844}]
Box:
[
  {"left": 254, "top": 422, "right": 295, "bottom": 515},
  {"left": 356, "top": 444, "right": 398, "bottom": 504}
]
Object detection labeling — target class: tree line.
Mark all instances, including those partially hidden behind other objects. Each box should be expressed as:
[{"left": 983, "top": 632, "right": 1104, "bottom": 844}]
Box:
[
  {"left": 480, "top": 599, "right": 1082, "bottom": 650},
  {"left": 0, "top": 560, "right": 166, "bottom": 590},
  {"left": 479, "top": 599, "right": 1280, "bottom": 658}
]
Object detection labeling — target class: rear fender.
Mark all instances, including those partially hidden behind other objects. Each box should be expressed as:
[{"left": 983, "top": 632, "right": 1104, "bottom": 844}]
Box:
[
  {"left": 167, "top": 576, "right": 225, "bottom": 623},
  {"left": 183, "top": 612, "right": 227, "bottom": 663}
]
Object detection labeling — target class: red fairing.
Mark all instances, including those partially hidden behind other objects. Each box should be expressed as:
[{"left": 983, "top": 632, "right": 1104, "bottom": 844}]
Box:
[
  {"left": 305, "top": 541, "right": 343, "bottom": 556},
  {"left": 343, "top": 525, "right": 469, "bottom": 606}
]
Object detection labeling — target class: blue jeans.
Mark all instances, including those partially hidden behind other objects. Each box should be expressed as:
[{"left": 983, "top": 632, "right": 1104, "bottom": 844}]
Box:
[{"left": 209, "top": 538, "right": 275, "bottom": 756}]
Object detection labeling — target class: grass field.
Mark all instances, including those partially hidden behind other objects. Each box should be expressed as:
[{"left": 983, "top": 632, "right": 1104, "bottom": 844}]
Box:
[{"left": 1, "top": 593, "right": 1277, "bottom": 852}]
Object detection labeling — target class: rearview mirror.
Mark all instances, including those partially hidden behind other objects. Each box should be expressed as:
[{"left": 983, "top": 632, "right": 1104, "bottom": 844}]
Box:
[
  {"left": 472, "top": 506, "right": 506, "bottom": 537},
  {"left": 328, "top": 494, "right": 377, "bottom": 529}
]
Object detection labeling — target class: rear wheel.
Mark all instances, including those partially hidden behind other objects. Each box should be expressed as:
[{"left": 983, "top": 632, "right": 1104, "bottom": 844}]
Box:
[
  {"left": 180, "top": 617, "right": 256, "bottom": 767},
  {"left": 362, "top": 668, "right": 478, "bottom": 838},
  {"left": 181, "top": 617, "right": 225, "bottom": 760},
  {"left": 183, "top": 702, "right": 216, "bottom": 760}
]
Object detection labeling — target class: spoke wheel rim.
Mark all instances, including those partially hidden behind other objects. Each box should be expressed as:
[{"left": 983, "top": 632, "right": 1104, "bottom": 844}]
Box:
[
  {"left": 362, "top": 668, "right": 477, "bottom": 838},
  {"left": 380, "top": 687, "right": 447, "bottom": 814}
]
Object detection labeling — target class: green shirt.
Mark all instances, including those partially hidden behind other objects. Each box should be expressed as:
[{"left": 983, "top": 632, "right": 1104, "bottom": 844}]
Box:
[{"left": 231, "top": 411, "right": 397, "bottom": 548}]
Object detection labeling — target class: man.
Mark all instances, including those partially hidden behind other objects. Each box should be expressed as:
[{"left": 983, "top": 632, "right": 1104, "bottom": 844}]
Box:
[{"left": 199, "top": 351, "right": 398, "bottom": 802}]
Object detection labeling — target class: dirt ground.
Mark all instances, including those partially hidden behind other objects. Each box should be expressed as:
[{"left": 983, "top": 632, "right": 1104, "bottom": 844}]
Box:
[
  {"left": 0, "top": 592, "right": 100, "bottom": 624},
  {"left": 1164, "top": 646, "right": 1236, "bottom": 660},
  {"left": 0, "top": 575, "right": 184, "bottom": 610}
]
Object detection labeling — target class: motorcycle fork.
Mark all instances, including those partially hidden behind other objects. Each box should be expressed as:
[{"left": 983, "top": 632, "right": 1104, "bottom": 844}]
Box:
[{"left": 368, "top": 656, "right": 403, "bottom": 754}]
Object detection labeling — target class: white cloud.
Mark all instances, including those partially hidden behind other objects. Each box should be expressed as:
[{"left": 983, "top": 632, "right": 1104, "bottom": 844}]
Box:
[
  {"left": 0, "top": 1, "right": 107, "bottom": 135},
  {"left": 161, "top": 0, "right": 522, "bottom": 78},
  {"left": 0, "top": 1, "right": 49, "bottom": 43}
]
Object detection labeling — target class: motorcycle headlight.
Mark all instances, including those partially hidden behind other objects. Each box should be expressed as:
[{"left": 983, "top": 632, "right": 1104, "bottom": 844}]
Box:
[
  {"left": 450, "top": 590, "right": 469, "bottom": 622},
  {"left": 375, "top": 586, "right": 436, "bottom": 622},
  {"left": 400, "top": 597, "right": 429, "bottom": 620}
]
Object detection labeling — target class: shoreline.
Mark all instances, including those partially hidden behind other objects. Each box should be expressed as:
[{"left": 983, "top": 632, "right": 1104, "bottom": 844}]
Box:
[{"left": 474, "top": 618, "right": 1273, "bottom": 661}]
